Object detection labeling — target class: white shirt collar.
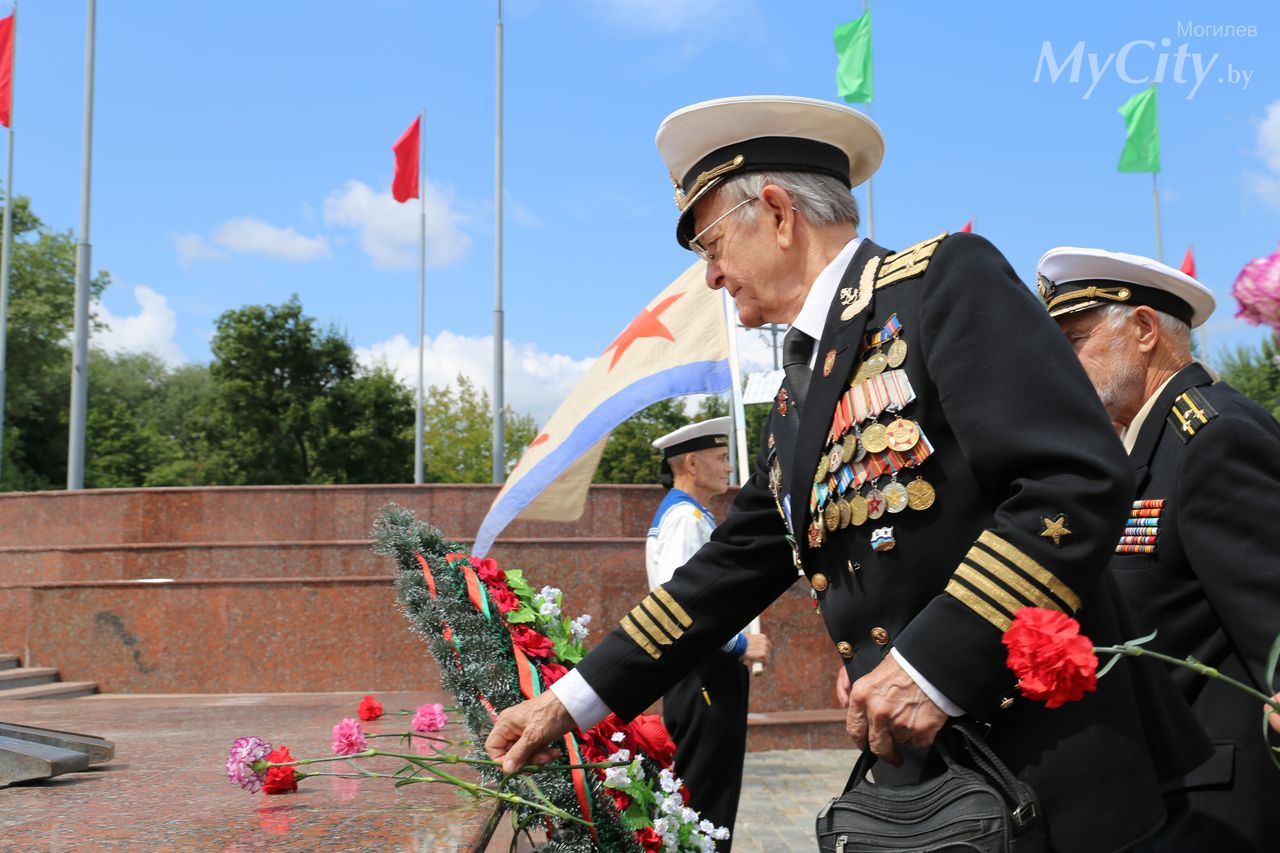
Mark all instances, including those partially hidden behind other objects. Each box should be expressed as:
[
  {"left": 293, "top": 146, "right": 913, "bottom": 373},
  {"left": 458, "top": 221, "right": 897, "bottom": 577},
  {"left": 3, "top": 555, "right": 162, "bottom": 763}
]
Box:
[
  {"left": 1120, "top": 373, "right": 1180, "bottom": 455},
  {"left": 790, "top": 237, "right": 862, "bottom": 346}
]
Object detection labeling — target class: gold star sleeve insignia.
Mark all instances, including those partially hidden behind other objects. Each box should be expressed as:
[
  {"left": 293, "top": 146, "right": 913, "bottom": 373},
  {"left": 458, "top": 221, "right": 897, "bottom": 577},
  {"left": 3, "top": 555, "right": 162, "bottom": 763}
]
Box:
[{"left": 1039, "top": 514, "right": 1072, "bottom": 547}]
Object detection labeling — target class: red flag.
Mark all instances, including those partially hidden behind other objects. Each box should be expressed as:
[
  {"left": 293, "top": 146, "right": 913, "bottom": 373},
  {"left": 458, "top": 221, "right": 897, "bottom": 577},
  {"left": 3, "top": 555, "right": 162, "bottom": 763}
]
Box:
[
  {"left": 0, "top": 13, "right": 14, "bottom": 129},
  {"left": 960, "top": 220, "right": 972, "bottom": 233},
  {"left": 391, "top": 115, "right": 420, "bottom": 203},
  {"left": 1179, "top": 245, "right": 1196, "bottom": 278}
]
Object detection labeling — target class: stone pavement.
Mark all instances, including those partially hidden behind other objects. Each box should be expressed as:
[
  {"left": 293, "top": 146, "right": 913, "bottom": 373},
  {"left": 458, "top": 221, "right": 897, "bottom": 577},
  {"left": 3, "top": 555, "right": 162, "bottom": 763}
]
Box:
[{"left": 733, "top": 748, "right": 858, "bottom": 853}]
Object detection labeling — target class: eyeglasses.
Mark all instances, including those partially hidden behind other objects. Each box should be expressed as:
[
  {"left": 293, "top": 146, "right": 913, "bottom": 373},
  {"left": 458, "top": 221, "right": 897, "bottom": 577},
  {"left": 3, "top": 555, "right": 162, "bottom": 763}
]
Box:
[{"left": 689, "top": 197, "right": 758, "bottom": 263}]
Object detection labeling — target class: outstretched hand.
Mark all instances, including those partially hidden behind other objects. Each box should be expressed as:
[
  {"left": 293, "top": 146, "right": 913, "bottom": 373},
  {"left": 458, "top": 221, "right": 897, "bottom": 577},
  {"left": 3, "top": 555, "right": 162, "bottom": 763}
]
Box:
[
  {"left": 484, "top": 690, "right": 576, "bottom": 774},
  {"left": 845, "top": 653, "right": 949, "bottom": 767}
]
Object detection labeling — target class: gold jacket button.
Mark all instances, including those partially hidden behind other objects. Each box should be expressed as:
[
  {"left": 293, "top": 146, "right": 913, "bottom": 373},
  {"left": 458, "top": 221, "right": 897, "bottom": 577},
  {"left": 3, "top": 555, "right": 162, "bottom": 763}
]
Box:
[
  {"left": 870, "top": 627, "right": 890, "bottom": 646},
  {"left": 811, "top": 573, "right": 829, "bottom": 592},
  {"left": 836, "top": 641, "right": 854, "bottom": 659}
]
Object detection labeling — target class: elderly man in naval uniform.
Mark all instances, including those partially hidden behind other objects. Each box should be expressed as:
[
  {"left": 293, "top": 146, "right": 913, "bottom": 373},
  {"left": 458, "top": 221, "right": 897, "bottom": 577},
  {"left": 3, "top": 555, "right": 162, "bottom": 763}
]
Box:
[{"left": 487, "top": 95, "right": 1209, "bottom": 852}]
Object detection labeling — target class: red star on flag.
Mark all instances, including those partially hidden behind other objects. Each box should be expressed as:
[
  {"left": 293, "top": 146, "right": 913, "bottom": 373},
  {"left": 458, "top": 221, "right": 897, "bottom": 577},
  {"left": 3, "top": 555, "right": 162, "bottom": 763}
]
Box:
[{"left": 602, "top": 293, "right": 684, "bottom": 370}]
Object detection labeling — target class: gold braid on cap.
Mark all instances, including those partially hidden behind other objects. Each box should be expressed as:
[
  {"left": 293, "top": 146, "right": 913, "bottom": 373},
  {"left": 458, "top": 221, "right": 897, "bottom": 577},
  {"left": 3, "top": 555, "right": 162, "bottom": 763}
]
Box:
[
  {"left": 1045, "top": 285, "right": 1133, "bottom": 313},
  {"left": 674, "top": 154, "right": 745, "bottom": 211}
]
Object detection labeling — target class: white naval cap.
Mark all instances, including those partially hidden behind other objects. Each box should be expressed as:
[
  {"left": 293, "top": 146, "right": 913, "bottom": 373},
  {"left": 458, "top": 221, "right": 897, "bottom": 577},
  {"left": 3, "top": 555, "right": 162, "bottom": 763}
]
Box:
[
  {"left": 656, "top": 95, "right": 884, "bottom": 248},
  {"left": 652, "top": 416, "right": 732, "bottom": 458},
  {"left": 1036, "top": 246, "right": 1216, "bottom": 329}
]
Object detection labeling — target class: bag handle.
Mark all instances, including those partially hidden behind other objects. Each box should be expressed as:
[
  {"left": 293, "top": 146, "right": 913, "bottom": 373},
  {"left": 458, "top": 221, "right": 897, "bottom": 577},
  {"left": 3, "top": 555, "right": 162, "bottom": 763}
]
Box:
[{"left": 840, "top": 720, "right": 1038, "bottom": 833}]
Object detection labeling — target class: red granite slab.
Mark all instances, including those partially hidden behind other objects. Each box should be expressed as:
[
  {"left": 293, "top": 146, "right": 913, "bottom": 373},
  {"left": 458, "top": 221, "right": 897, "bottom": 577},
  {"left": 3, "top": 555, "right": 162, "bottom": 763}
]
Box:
[{"left": 0, "top": 691, "right": 496, "bottom": 851}]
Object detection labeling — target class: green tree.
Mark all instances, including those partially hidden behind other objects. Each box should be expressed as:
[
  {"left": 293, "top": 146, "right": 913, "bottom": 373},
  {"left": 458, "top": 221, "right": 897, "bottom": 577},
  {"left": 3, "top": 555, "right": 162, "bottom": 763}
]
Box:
[
  {"left": 594, "top": 398, "right": 692, "bottom": 484},
  {"left": 1218, "top": 335, "right": 1280, "bottom": 421},
  {"left": 1, "top": 195, "right": 109, "bottom": 490},
  {"left": 421, "top": 374, "right": 537, "bottom": 483}
]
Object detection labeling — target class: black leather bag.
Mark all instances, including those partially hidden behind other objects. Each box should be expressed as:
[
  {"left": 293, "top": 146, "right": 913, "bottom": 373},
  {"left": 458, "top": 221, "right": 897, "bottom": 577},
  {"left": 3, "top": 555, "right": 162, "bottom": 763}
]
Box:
[{"left": 815, "top": 721, "right": 1048, "bottom": 852}]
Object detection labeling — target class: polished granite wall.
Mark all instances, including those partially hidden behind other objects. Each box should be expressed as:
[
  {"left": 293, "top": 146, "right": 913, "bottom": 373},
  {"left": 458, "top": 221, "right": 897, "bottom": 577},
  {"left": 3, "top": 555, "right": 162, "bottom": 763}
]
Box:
[{"left": 0, "top": 486, "right": 843, "bottom": 728}]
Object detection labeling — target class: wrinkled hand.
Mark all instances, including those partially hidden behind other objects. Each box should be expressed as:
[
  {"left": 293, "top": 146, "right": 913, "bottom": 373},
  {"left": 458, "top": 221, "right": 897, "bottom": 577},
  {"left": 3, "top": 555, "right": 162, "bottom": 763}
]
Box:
[
  {"left": 835, "top": 664, "right": 851, "bottom": 707},
  {"left": 1269, "top": 694, "right": 1280, "bottom": 735},
  {"left": 845, "top": 654, "right": 949, "bottom": 767},
  {"left": 743, "top": 633, "right": 772, "bottom": 664},
  {"left": 484, "top": 690, "right": 575, "bottom": 774}
]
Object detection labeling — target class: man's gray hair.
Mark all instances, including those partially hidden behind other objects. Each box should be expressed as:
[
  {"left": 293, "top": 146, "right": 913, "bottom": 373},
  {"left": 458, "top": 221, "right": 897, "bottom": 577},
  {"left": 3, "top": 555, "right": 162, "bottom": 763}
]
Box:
[
  {"left": 712, "top": 170, "right": 860, "bottom": 231},
  {"left": 1098, "top": 303, "right": 1191, "bottom": 352}
]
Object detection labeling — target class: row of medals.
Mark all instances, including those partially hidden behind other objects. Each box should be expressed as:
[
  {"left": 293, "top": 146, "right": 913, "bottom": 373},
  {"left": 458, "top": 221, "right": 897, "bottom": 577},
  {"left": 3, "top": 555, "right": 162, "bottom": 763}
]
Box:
[{"left": 814, "top": 332, "right": 936, "bottom": 538}]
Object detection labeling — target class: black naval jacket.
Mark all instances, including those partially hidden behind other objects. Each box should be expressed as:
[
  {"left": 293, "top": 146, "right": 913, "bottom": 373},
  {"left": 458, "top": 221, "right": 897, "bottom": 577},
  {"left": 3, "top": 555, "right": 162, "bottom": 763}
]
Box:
[
  {"left": 1113, "top": 362, "right": 1280, "bottom": 850},
  {"left": 576, "top": 233, "right": 1210, "bottom": 853}
]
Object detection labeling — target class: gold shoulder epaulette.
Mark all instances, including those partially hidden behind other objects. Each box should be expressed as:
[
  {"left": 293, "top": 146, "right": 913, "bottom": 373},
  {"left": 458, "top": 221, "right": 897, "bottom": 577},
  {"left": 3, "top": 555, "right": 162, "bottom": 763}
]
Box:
[
  {"left": 1167, "top": 387, "right": 1218, "bottom": 444},
  {"left": 875, "top": 232, "right": 949, "bottom": 289}
]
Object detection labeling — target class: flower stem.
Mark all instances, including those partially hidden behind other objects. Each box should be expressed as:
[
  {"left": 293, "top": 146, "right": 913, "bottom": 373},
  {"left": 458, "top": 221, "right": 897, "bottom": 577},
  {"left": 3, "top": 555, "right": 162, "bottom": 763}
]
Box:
[{"left": 1094, "top": 645, "right": 1280, "bottom": 710}]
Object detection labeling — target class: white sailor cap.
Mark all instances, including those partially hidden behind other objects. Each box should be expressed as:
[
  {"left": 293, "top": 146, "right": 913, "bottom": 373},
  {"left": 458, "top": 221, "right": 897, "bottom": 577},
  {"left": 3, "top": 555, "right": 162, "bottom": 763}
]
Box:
[
  {"left": 652, "top": 416, "right": 732, "bottom": 458},
  {"left": 1036, "top": 246, "right": 1216, "bottom": 329},
  {"left": 656, "top": 95, "right": 884, "bottom": 249}
]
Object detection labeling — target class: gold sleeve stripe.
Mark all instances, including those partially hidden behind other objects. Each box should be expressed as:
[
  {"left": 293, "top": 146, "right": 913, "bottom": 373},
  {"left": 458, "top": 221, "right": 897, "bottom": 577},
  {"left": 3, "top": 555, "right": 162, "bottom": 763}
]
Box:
[
  {"left": 640, "top": 596, "right": 683, "bottom": 640},
  {"left": 628, "top": 605, "right": 675, "bottom": 647},
  {"left": 955, "top": 564, "right": 1022, "bottom": 619},
  {"left": 965, "top": 547, "right": 1069, "bottom": 614},
  {"left": 945, "top": 578, "right": 1013, "bottom": 632},
  {"left": 653, "top": 585, "right": 693, "bottom": 628},
  {"left": 978, "top": 530, "right": 1082, "bottom": 612},
  {"left": 620, "top": 615, "right": 662, "bottom": 660}
]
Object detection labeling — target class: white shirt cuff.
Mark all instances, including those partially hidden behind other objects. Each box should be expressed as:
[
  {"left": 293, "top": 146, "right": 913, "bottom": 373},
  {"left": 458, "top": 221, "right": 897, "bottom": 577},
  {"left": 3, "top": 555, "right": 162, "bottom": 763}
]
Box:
[
  {"left": 890, "top": 647, "right": 965, "bottom": 717},
  {"left": 549, "top": 668, "right": 612, "bottom": 731}
]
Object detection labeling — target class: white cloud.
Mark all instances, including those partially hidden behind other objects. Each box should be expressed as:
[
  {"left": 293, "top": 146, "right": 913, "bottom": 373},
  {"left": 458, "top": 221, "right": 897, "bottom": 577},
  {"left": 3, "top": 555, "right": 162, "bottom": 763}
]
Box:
[
  {"left": 173, "top": 216, "right": 329, "bottom": 266},
  {"left": 92, "top": 285, "right": 187, "bottom": 366},
  {"left": 355, "top": 331, "right": 594, "bottom": 424},
  {"left": 1247, "top": 99, "right": 1280, "bottom": 208},
  {"left": 323, "top": 178, "right": 471, "bottom": 270}
]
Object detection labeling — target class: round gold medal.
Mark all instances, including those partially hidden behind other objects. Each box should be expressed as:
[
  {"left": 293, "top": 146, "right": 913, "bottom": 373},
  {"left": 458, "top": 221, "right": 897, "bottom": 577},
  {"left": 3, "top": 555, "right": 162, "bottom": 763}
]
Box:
[
  {"left": 814, "top": 455, "right": 829, "bottom": 483},
  {"left": 883, "top": 481, "right": 909, "bottom": 514},
  {"left": 885, "top": 418, "right": 920, "bottom": 453},
  {"left": 838, "top": 497, "right": 852, "bottom": 528},
  {"left": 848, "top": 494, "right": 869, "bottom": 526},
  {"left": 824, "top": 500, "right": 841, "bottom": 532},
  {"left": 841, "top": 433, "right": 859, "bottom": 463},
  {"left": 886, "top": 338, "right": 908, "bottom": 369},
  {"left": 861, "top": 422, "right": 889, "bottom": 454},
  {"left": 863, "top": 351, "right": 888, "bottom": 378},
  {"left": 906, "top": 477, "right": 937, "bottom": 511},
  {"left": 866, "top": 488, "right": 887, "bottom": 520}
]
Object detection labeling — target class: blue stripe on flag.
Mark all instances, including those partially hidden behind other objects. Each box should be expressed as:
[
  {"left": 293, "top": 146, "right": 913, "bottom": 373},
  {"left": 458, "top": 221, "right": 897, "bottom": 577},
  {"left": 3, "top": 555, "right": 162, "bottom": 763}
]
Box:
[{"left": 471, "top": 359, "right": 732, "bottom": 556}]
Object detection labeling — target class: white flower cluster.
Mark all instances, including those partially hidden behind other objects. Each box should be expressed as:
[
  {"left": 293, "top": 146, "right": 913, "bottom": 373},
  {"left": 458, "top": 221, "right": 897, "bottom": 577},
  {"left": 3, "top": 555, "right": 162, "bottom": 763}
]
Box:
[
  {"left": 603, "top": 748, "right": 636, "bottom": 787},
  {"left": 533, "top": 586, "right": 562, "bottom": 618},
  {"left": 570, "top": 613, "right": 592, "bottom": 643},
  {"left": 651, "top": 768, "right": 730, "bottom": 851}
]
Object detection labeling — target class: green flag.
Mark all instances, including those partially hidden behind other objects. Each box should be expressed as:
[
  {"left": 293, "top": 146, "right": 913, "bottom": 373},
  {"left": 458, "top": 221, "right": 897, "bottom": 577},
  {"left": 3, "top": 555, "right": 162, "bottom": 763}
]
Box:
[
  {"left": 834, "top": 10, "right": 874, "bottom": 104},
  {"left": 1117, "top": 88, "right": 1160, "bottom": 173}
]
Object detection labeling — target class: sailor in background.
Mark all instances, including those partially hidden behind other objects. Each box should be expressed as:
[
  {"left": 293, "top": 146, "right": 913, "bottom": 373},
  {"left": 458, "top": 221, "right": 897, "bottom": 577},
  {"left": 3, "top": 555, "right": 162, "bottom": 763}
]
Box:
[
  {"left": 1039, "top": 247, "right": 1280, "bottom": 853},
  {"left": 648, "top": 416, "right": 771, "bottom": 850}
]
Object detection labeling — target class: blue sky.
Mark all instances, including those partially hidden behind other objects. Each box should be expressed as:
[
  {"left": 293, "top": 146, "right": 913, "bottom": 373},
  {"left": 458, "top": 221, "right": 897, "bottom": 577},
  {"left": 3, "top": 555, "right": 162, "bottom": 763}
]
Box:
[{"left": 11, "top": 0, "right": 1280, "bottom": 420}]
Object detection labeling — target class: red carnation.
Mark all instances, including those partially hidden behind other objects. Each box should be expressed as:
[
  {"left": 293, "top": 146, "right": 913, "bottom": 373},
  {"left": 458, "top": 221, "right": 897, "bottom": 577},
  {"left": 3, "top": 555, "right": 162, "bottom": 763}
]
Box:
[
  {"left": 539, "top": 662, "right": 568, "bottom": 686},
  {"left": 635, "top": 826, "right": 663, "bottom": 852},
  {"left": 510, "top": 625, "right": 555, "bottom": 659},
  {"left": 473, "top": 557, "right": 506, "bottom": 586},
  {"left": 1002, "top": 607, "right": 1099, "bottom": 709},
  {"left": 357, "top": 695, "right": 383, "bottom": 721},
  {"left": 262, "top": 746, "right": 297, "bottom": 795},
  {"left": 487, "top": 582, "right": 520, "bottom": 614},
  {"left": 628, "top": 714, "right": 677, "bottom": 767}
]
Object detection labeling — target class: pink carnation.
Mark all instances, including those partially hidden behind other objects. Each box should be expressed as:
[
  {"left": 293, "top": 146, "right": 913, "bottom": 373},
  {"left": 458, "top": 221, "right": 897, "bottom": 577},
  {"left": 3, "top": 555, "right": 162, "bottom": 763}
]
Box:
[
  {"left": 1233, "top": 249, "right": 1280, "bottom": 331},
  {"left": 226, "top": 735, "right": 272, "bottom": 793},
  {"left": 412, "top": 703, "right": 448, "bottom": 734},
  {"left": 331, "top": 718, "right": 369, "bottom": 755}
]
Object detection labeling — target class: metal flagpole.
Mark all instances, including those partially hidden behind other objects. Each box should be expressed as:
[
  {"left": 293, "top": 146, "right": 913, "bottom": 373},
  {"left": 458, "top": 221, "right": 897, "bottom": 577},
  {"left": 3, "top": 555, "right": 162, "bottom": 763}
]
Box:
[
  {"left": 491, "top": 0, "right": 505, "bottom": 483},
  {"left": 67, "top": 0, "right": 95, "bottom": 490},
  {"left": 0, "top": 2, "right": 15, "bottom": 484},
  {"left": 1151, "top": 173, "right": 1163, "bottom": 263},
  {"left": 721, "top": 287, "right": 762, "bottom": 670},
  {"left": 862, "top": 0, "right": 873, "bottom": 241},
  {"left": 414, "top": 108, "right": 426, "bottom": 484}
]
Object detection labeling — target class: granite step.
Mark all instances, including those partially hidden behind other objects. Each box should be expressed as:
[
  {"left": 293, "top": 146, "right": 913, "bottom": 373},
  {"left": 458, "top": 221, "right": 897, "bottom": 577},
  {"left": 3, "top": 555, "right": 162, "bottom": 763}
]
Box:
[
  {"left": 0, "top": 653, "right": 18, "bottom": 671},
  {"left": 0, "top": 680, "right": 99, "bottom": 700},
  {"left": 0, "top": 666, "right": 59, "bottom": 690}
]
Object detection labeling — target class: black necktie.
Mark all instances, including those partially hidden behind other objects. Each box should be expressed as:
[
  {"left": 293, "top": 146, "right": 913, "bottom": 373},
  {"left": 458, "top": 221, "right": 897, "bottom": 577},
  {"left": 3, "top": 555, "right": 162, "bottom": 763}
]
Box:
[{"left": 782, "top": 327, "right": 815, "bottom": 415}]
